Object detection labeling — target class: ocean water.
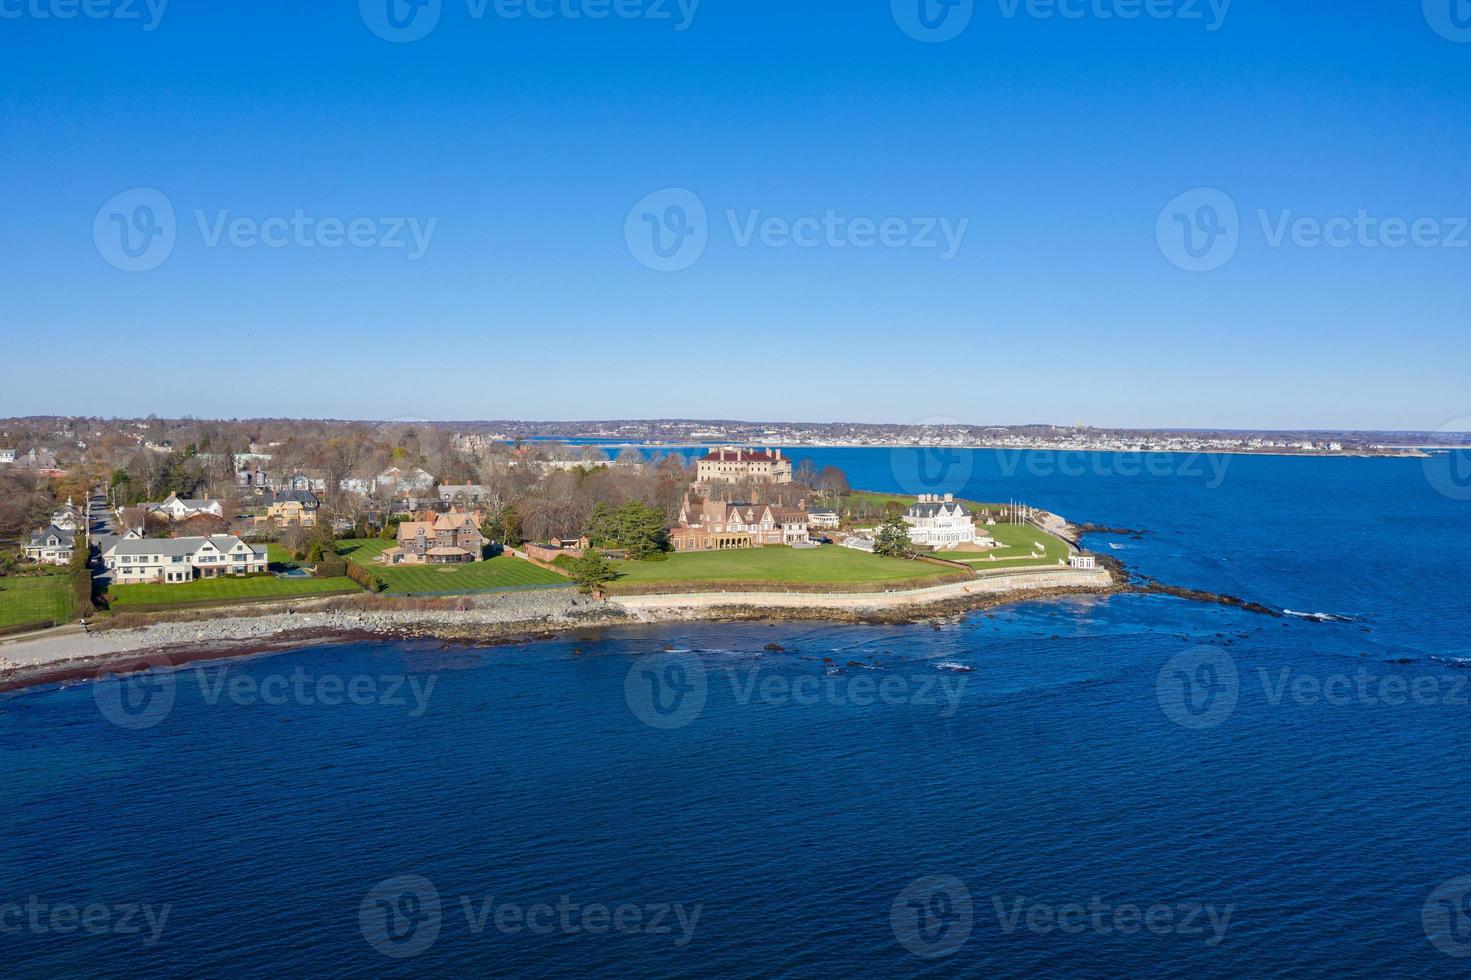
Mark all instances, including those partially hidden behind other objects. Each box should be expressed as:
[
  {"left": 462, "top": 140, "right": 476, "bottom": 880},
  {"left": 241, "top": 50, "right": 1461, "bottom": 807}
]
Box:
[{"left": 4, "top": 449, "right": 1471, "bottom": 977}]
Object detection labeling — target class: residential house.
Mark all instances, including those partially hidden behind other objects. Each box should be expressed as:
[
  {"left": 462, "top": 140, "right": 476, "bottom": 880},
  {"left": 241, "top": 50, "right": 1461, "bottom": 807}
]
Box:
[
  {"left": 50, "top": 498, "right": 82, "bottom": 532},
  {"left": 101, "top": 535, "right": 268, "bottom": 584},
  {"left": 903, "top": 493, "right": 977, "bottom": 548},
  {"left": 379, "top": 510, "right": 486, "bottom": 565},
  {"left": 255, "top": 490, "right": 320, "bottom": 529},
  {"left": 0, "top": 449, "right": 15, "bottom": 464},
  {"left": 437, "top": 484, "right": 491, "bottom": 507},
  {"left": 808, "top": 509, "right": 840, "bottom": 530},
  {"left": 142, "top": 493, "right": 225, "bottom": 522},
  {"left": 8, "top": 448, "right": 60, "bottom": 473},
  {"left": 376, "top": 466, "right": 436, "bottom": 496},
  {"left": 25, "top": 525, "right": 76, "bottom": 565},
  {"left": 695, "top": 447, "right": 793, "bottom": 485},
  {"left": 339, "top": 476, "right": 373, "bottom": 497},
  {"left": 281, "top": 472, "right": 327, "bottom": 493}
]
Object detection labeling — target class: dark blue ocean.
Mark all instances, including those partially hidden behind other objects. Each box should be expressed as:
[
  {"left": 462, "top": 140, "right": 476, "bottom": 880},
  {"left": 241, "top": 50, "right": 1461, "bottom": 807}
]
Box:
[{"left": 5, "top": 448, "right": 1471, "bottom": 977}]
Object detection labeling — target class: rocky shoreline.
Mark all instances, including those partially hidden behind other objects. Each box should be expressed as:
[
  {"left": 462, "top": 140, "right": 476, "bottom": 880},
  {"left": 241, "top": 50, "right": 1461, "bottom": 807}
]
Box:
[{"left": 0, "top": 576, "right": 1131, "bottom": 695}]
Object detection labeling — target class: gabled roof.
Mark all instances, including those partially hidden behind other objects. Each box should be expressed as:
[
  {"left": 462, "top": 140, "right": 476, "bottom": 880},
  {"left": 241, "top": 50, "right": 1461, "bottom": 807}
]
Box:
[
  {"left": 905, "top": 501, "right": 972, "bottom": 519},
  {"left": 28, "top": 525, "right": 75, "bottom": 547},
  {"left": 104, "top": 534, "right": 260, "bottom": 558}
]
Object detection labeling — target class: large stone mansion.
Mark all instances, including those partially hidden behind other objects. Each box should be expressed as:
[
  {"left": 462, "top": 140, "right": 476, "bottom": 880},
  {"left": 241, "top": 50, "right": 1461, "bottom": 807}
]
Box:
[{"left": 696, "top": 447, "right": 793, "bottom": 485}]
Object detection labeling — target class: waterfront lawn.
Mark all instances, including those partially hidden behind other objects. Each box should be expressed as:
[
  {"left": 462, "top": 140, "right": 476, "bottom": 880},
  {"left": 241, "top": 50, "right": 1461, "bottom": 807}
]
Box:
[
  {"left": 0, "top": 574, "right": 75, "bottom": 627},
  {"left": 930, "top": 523, "right": 1072, "bottom": 570},
  {"left": 108, "top": 575, "right": 361, "bottom": 608},
  {"left": 839, "top": 490, "right": 1007, "bottom": 523},
  {"left": 268, "top": 543, "right": 303, "bottom": 570},
  {"left": 605, "top": 546, "right": 959, "bottom": 592},
  {"left": 336, "top": 538, "right": 567, "bottom": 594}
]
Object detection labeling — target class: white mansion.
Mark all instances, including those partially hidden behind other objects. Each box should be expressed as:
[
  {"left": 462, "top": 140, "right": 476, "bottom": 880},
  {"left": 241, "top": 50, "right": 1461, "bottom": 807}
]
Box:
[
  {"left": 101, "top": 535, "right": 268, "bottom": 584},
  {"left": 903, "top": 493, "right": 978, "bottom": 548}
]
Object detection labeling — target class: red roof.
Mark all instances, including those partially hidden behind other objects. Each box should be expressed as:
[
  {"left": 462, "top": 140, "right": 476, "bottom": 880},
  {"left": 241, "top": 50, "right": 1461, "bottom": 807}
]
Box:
[{"left": 700, "top": 449, "right": 780, "bottom": 463}]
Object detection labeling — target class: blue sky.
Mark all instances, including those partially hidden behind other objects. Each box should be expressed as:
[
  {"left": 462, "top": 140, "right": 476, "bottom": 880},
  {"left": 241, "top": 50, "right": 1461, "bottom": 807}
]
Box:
[{"left": 1, "top": 0, "right": 1468, "bottom": 429}]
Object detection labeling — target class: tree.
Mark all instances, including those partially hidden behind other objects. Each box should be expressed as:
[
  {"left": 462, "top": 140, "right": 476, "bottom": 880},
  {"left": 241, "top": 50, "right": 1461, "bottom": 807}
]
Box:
[
  {"left": 873, "top": 514, "right": 913, "bottom": 559},
  {"left": 611, "top": 501, "right": 667, "bottom": 560},
  {"left": 568, "top": 551, "right": 618, "bottom": 595},
  {"left": 498, "top": 503, "right": 523, "bottom": 547},
  {"left": 583, "top": 501, "right": 615, "bottom": 547}
]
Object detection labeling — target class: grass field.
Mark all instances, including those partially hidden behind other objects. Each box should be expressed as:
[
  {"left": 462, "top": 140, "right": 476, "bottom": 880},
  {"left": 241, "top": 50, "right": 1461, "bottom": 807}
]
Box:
[
  {"left": 927, "top": 523, "right": 1072, "bottom": 570},
  {"left": 336, "top": 538, "right": 568, "bottom": 594},
  {"left": 0, "top": 574, "right": 75, "bottom": 628},
  {"left": 108, "top": 575, "right": 361, "bottom": 608},
  {"left": 605, "top": 545, "right": 962, "bottom": 592},
  {"left": 267, "top": 543, "right": 302, "bottom": 570}
]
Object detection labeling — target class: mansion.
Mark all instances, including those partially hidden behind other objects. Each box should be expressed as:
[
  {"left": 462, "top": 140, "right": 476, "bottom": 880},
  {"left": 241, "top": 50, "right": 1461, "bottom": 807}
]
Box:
[
  {"left": 101, "top": 535, "right": 269, "bottom": 584},
  {"left": 903, "top": 493, "right": 979, "bottom": 548},
  {"left": 696, "top": 447, "right": 793, "bottom": 485},
  {"left": 669, "top": 496, "right": 809, "bottom": 551},
  {"left": 380, "top": 510, "right": 487, "bottom": 565}
]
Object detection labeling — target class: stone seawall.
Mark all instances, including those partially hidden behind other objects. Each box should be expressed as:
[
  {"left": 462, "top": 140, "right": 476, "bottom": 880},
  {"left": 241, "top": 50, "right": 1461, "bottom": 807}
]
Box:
[{"left": 614, "top": 567, "right": 1115, "bottom": 613}]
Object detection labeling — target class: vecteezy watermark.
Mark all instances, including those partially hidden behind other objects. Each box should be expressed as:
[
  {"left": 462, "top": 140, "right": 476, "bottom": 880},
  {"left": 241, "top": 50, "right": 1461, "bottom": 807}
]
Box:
[
  {"left": 891, "top": 875, "right": 974, "bottom": 958},
  {"left": 359, "top": 0, "right": 699, "bottom": 43},
  {"left": 995, "top": 449, "right": 1231, "bottom": 488},
  {"left": 1158, "top": 187, "right": 1471, "bottom": 272},
  {"left": 93, "top": 188, "right": 438, "bottom": 271},
  {"left": 0, "top": 0, "right": 169, "bottom": 30},
  {"left": 1424, "top": 0, "right": 1471, "bottom": 43},
  {"left": 891, "top": 0, "right": 974, "bottom": 43},
  {"left": 1156, "top": 188, "right": 1240, "bottom": 273},
  {"left": 892, "top": 0, "right": 1230, "bottom": 42},
  {"left": 93, "top": 188, "right": 177, "bottom": 273},
  {"left": 94, "top": 658, "right": 438, "bottom": 730},
  {"left": 890, "top": 416, "right": 975, "bottom": 497},
  {"left": 990, "top": 894, "right": 1233, "bottom": 946},
  {"left": 0, "top": 898, "right": 170, "bottom": 946},
  {"left": 1424, "top": 875, "right": 1471, "bottom": 957},
  {"left": 624, "top": 187, "right": 969, "bottom": 272},
  {"left": 1422, "top": 418, "right": 1471, "bottom": 502},
  {"left": 624, "top": 653, "right": 969, "bottom": 729},
  {"left": 359, "top": 874, "right": 701, "bottom": 958},
  {"left": 1156, "top": 647, "right": 1239, "bottom": 730}
]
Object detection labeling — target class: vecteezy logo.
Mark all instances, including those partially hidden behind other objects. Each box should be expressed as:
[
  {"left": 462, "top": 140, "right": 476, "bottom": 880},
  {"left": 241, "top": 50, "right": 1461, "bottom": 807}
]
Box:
[
  {"left": 92, "top": 657, "right": 176, "bottom": 730},
  {"left": 1423, "top": 418, "right": 1471, "bottom": 502},
  {"left": 1424, "top": 875, "right": 1471, "bottom": 957},
  {"left": 1424, "top": 0, "right": 1471, "bottom": 43},
  {"left": 624, "top": 188, "right": 708, "bottom": 272},
  {"left": 890, "top": 415, "right": 974, "bottom": 496},
  {"left": 891, "top": 0, "right": 973, "bottom": 43},
  {"left": 360, "top": 874, "right": 442, "bottom": 959},
  {"left": 360, "top": 0, "right": 442, "bottom": 43},
  {"left": 1156, "top": 646, "right": 1239, "bottom": 730},
  {"left": 93, "top": 188, "right": 176, "bottom": 272},
  {"left": 624, "top": 652, "right": 707, "bottom": 729},
  {"left": 1156, "top": 188, "right": 1240, "bottom": 273},
  {"left": 890, "top": 874, "right": 973, "bottom": 958}
]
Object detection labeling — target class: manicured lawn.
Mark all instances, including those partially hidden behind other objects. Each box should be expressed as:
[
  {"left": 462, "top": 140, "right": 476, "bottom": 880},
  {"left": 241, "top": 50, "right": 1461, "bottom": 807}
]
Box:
[
  {"left": 267, "top": 543, "right": 303, "bottom": 570},
  {"left": 336, "top": 538, "right": 567, "bottom": 594},
  {"left": 927, "top": 523, "right": 1072, "bottom": 570},
  {"left": 0, "top": 574, "right": 75, "bottom": 627},
  {"left": 606, "top": 546, "right": 960, "bottom": 592},
  {"left": 108, "top": 575, "right": 361, "bottom": 608}
]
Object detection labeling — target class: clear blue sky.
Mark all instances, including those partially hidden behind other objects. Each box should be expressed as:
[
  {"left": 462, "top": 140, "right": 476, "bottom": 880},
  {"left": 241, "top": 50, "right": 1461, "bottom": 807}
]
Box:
[{"left": 2, "top": 0, "right": 1468, "bottom": 429}]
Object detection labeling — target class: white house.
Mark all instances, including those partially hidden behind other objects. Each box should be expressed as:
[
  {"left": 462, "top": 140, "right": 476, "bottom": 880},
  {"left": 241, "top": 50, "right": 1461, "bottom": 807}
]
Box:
[
  {"left": 808, "top": 509, "right": 840, "bottom": 530},
  {"left": 0, "top": 448, "right": 15, "bottom": 464},
  {"left": 376, "top": 466, "right": 435, "bottom": 495},
  {"left": 101, "top": 535, "right": 268, "bottom": 584},
  {"left": 142, "top": 493, "right": 225, "bottom": 521},
  {"left": 51, "top": 498, "right": 82, "bottom": 532},
  {"left": 903, "top": 494, "right": 977, "bottom": 548},
  {"left": 339, "top": 476, "right": 373, "bottom": 496},
  {"left": 25, "top": 526, "right": 76, "bottom": 565}
]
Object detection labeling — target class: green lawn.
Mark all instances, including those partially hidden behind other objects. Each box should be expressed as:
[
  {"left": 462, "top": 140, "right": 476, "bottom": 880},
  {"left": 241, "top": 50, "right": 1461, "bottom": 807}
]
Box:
[
  {"left": 925, "top": 523, "right": 1072, "bottom": 570},
  {"left": 336, "top": 538, "right": 568, "bottom": 594},
  {"left": 605, "top": 545, "right": 961, "bottom": 592},
  {"left": 0, "top": 574, "right": 75, "bottom": 627},
  {"left": 108, "top": 575, "right": 361, "bottom": 608},
  {"left": 267, "top": 543, "right": 302, "bottom": 570}
]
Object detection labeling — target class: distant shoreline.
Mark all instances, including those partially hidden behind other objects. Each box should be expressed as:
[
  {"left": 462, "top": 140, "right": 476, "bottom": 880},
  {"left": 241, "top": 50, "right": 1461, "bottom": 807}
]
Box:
[{"left": 548, "top": 440, "right": 1430, "bottom": 459}]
